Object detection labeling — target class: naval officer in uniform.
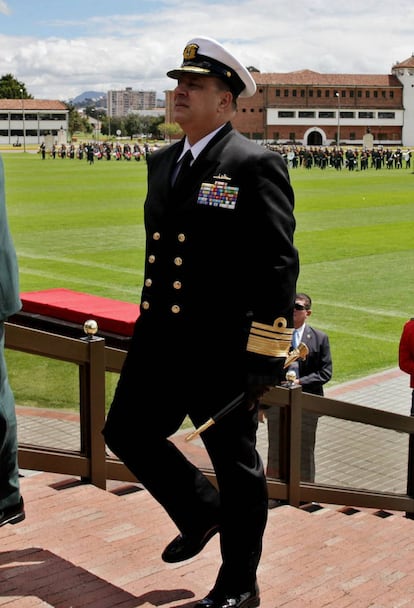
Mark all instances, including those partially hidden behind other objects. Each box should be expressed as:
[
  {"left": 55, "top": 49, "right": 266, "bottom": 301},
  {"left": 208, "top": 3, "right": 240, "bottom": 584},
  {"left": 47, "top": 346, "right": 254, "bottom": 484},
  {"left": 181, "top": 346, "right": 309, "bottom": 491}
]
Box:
[{"left": 103, "top": 36, "right": 299, "bottom": 608}]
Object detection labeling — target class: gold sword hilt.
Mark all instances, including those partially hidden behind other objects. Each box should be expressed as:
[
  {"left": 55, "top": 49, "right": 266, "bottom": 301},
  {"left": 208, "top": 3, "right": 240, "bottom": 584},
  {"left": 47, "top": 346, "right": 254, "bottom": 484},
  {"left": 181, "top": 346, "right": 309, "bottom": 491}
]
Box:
[{"left": 283, "top": 342, "right": 309, "bottom": 368}]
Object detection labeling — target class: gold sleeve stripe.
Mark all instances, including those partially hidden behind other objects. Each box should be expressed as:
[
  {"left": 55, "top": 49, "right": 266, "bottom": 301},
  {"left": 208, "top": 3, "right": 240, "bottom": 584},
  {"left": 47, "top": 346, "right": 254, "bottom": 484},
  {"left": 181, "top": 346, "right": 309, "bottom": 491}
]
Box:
[{"left": 247, "top": 317, "right": 293, "bottom": 358}]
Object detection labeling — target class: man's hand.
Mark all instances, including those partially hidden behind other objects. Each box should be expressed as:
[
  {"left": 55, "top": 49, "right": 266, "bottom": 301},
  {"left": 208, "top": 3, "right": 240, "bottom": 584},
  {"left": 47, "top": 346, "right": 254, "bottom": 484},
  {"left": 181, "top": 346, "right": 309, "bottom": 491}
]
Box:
[
  {"left": 246, "top": 374, "right": 273, "bottom": 410},
  {"left": 246, "top": 356, "right": 287, "bottom": 408}
]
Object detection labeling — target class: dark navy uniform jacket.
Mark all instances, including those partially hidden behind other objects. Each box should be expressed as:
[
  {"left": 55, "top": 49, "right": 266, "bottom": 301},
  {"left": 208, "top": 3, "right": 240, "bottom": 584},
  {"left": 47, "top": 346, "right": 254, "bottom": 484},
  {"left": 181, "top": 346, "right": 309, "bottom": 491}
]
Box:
[{"left": 127, "top": 122, "right": 299, "bottom": 419}]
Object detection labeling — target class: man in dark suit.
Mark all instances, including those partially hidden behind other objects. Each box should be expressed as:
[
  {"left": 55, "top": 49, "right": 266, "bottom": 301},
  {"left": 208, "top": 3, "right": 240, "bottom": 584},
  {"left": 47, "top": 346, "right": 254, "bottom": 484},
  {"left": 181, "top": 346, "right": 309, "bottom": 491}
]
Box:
[
  {"left": 103, "top": 36, "right": 299, "bottom": 608},
  {"left": 264, "top": 292, "right": 332, "bottom": 485}
]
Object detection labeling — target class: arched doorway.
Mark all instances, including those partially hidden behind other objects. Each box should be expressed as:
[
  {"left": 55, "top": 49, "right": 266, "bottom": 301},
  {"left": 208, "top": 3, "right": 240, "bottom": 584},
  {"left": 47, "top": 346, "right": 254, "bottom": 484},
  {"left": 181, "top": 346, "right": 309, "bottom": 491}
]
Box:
[{"left": 307, "top": 130, "right": 323, "bottom": 146}]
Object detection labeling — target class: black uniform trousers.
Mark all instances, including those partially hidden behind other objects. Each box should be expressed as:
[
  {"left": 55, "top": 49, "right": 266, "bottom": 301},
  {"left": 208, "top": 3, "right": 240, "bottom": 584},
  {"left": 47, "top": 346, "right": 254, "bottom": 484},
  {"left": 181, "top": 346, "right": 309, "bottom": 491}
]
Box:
[{"left": 103, "top": 314, "right": 268, "bottom": 593}]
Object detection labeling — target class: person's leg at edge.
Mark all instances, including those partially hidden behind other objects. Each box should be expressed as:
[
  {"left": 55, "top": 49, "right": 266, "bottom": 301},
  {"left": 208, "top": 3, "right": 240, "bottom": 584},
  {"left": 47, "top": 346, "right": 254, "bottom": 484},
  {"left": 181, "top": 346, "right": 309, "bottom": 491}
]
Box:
[{"left": 0, "top": 325, "right": 23, "bottom": 515}]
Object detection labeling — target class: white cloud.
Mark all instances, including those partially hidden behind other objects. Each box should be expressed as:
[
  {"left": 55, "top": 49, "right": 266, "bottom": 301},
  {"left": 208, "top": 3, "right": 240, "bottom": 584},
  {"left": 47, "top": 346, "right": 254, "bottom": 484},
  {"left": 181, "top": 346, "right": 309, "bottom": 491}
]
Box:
[
  {"left": 0, "top": 1, "right": 10, "bottom": 15},
  {"left": 0, "top": 0, "right": 413, "bottom": 101}
]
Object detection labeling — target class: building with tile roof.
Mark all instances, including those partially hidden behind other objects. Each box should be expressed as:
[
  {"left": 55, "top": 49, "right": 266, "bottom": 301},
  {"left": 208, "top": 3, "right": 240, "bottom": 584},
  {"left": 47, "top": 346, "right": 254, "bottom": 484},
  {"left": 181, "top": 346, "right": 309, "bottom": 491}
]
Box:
[
  {"left": 0, "top": 99, "right": 68, "bottom": 148},
  {"left": 165, "top": 54, "right": 414, "bottom": 147}
]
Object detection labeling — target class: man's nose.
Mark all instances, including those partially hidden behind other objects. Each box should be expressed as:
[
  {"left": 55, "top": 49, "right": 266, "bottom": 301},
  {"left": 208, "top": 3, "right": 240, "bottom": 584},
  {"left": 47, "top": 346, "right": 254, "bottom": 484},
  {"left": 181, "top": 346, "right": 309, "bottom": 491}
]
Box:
[{"left": 175, "top": 82, "right": 188, "bottom": 94}]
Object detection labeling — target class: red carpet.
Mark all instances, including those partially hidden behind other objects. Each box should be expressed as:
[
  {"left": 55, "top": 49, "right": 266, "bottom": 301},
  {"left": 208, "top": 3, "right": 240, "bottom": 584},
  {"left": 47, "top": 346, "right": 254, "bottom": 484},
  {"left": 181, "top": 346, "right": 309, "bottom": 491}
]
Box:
[{"left": 20, "top": 288, "right": 140, "bottom": 336}]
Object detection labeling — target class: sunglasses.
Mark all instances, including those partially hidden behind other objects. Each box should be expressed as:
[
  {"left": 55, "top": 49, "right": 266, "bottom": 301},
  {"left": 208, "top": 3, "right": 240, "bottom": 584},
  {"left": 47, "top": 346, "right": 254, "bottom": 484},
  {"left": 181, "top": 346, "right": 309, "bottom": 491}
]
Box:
[{"left": 294, "top": 302, "right": 309, "bottom": 311}]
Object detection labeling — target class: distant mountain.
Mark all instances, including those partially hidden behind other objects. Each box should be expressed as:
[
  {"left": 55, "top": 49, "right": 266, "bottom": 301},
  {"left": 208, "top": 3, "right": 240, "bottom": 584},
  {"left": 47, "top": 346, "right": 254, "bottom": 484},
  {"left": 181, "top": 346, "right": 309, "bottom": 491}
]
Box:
[{"left": 69, "top": 91, "right": 106, "bottom": 105}]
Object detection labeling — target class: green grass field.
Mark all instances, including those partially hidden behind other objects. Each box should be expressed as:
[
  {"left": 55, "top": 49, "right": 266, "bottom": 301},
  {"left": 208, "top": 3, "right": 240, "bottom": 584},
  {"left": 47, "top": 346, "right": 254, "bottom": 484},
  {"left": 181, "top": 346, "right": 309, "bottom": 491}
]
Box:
[{"left": 2, "top": 151, "right": 414, "bottom": 409}]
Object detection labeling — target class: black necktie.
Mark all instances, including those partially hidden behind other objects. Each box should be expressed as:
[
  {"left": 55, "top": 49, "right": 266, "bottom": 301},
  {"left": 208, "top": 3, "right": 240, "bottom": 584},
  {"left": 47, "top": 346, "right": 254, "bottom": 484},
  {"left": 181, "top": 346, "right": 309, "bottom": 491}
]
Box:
[{"left": 173, "top": 150, "right": 193, "bottom": 190}]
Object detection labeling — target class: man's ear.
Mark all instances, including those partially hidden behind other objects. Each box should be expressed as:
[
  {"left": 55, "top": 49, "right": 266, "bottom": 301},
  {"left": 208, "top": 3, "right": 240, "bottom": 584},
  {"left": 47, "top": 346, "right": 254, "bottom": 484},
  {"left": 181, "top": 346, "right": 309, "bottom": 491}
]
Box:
[{"left": 219, "top": 90, "right": 233, "bottom": 110}]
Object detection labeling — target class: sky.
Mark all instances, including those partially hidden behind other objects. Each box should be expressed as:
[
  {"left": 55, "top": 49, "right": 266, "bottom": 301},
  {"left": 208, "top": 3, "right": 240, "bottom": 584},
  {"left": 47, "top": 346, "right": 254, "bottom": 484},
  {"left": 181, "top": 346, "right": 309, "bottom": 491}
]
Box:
[{"left": 1, "top": 0, "right": 413, "bottom": 102}]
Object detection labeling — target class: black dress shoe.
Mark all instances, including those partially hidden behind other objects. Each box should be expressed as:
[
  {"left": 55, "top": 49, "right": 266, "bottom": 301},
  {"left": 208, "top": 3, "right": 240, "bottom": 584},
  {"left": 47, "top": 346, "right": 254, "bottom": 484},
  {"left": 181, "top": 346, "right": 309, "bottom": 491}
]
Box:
[
  {"left": 0, "top": 497, "right": 25, "bottom": 528},
  {"left": 161, "top": 523, "right": 219, "bottom": 563},
  {"left": 194, "top": 584, "right": 260, "bottom": 608},
  {"left": 193, "top": 589, "right": 223, "bottom": 608},
  {"left": 220, "top": 589, "right": 260, "bottom": 608}
]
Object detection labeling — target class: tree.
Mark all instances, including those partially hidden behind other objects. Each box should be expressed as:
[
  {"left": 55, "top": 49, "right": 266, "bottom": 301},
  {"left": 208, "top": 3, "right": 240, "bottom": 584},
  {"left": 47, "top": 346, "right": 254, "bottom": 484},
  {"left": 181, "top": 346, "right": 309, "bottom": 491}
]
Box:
[
  {"left": 0, "top": 74, "right": 33, "bottom": 99},
  {"left": 84, "top": 105, "right": 107, "bottom": 122},
  {"left": 101, "top": 115, "right": 124, "bottom": 137},
  {"left": 159, "top": 122, "right": 183, "bottom": 142},
  {"left": 123, "top": 114, "right": 143, "bottom": 138},
  {"left": 66, "top": 103, "right": 93, "bottom": 137},
  {"left": 145, "top": 115, "right": 165, "bottom": 140}
]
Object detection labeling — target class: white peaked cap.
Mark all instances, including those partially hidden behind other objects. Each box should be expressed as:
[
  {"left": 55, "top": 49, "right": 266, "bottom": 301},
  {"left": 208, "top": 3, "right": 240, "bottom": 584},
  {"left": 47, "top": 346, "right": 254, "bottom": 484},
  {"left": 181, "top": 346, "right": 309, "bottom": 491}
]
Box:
[{"left": 167, "top": 36, "right": 257, "bottom": 98}]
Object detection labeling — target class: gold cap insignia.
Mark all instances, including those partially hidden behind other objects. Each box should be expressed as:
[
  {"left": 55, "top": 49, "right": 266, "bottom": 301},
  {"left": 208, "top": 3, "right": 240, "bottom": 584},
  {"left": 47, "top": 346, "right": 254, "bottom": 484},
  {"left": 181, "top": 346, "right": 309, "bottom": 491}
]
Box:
[{"left": 183, "top": 43, "right": 199, "bottom": 61}]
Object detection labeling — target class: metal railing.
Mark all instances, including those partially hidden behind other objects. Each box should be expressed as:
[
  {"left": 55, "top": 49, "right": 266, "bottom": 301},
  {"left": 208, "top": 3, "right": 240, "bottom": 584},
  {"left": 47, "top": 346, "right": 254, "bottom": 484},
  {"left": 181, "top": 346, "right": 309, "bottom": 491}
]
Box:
[
  {"left": 260, "top": 387, "right": 414, "bottom": 514},
  {"left": 5, "top": 320, "right": 414, "bottom": 514}
]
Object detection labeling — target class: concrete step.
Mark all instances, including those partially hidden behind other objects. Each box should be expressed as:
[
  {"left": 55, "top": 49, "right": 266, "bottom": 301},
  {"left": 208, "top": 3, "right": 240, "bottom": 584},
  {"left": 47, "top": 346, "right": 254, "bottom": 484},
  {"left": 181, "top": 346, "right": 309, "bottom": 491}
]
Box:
[{"left": 1, "top": 472, "right": 414, "bottom": 607}]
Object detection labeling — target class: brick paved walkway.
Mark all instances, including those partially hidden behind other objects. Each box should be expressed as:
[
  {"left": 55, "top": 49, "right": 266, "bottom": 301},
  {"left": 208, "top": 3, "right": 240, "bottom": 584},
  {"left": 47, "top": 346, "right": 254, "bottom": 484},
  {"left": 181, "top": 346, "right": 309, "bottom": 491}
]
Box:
[
  {"left": 2, "top": 470, "right": 414, "bottom": 607},
  {"left": 3, "top": 367, "right": 412, "bottom": 607}
]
